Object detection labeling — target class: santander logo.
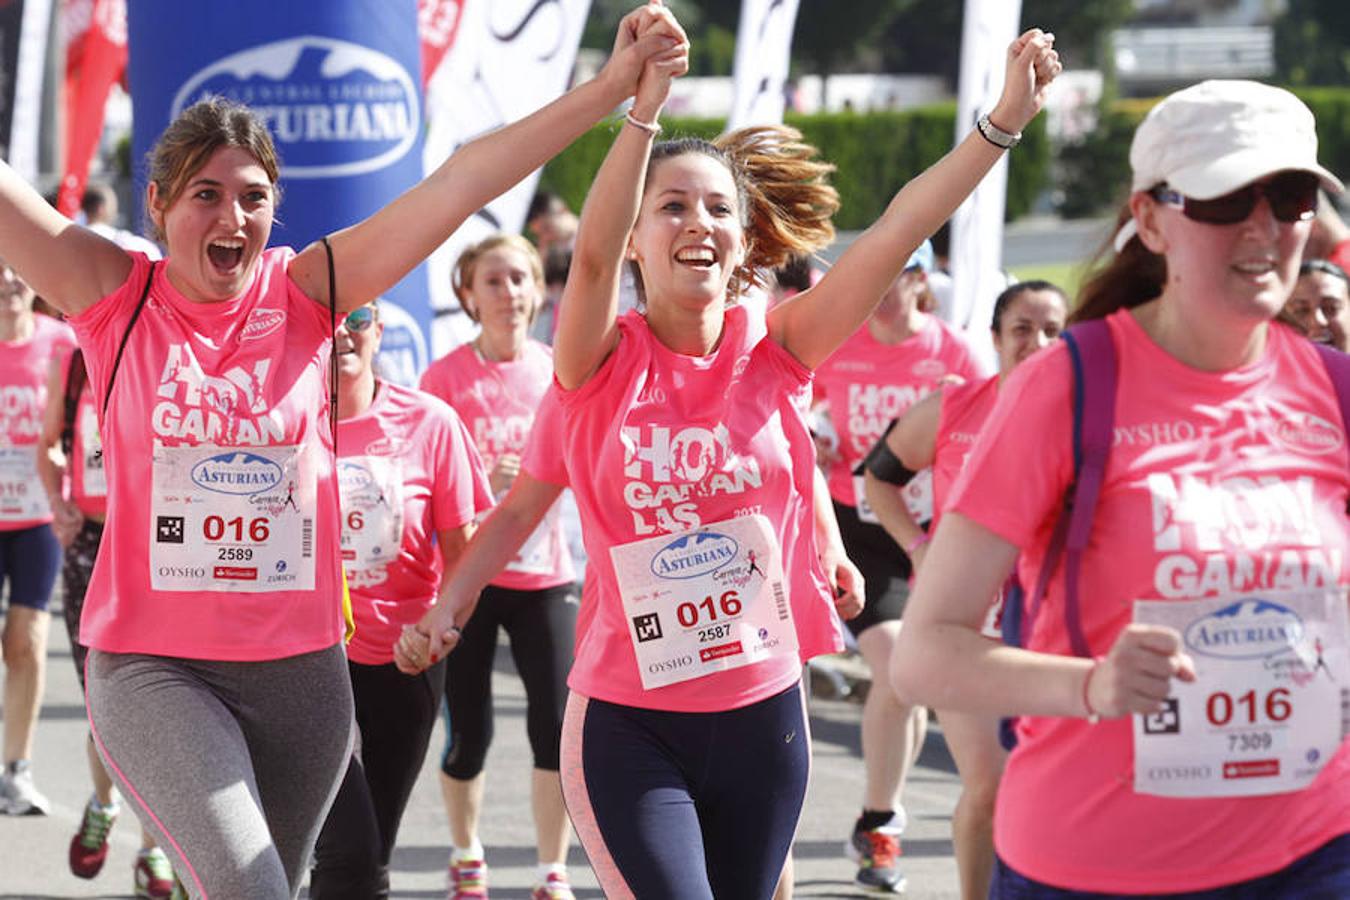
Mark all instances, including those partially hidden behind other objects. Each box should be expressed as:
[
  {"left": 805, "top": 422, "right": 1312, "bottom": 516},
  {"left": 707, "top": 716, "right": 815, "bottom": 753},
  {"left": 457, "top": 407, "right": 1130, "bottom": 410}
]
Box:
[
  {"left": 240, "top": 308, "right": 285, "bottom": 342},
  {"left": 1271, "top": 411, "right": 1343, "bottom": 455}
]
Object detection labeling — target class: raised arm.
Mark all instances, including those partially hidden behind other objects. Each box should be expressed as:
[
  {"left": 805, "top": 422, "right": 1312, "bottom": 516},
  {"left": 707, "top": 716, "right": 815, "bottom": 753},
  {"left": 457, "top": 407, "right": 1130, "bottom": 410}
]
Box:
[
  {"left": 863, "top": 392, "right": 941, "bottom": 568},
  {"left": 768, "top": 30, "right": 1060, "bottom": 369},
  {"left": 290, "top": 4, "right": 688, "bottom": 314},
  {"left": 553, "top": 6, "right": 689, "bottom": 388},
  {"left": 0, "top": 167, "right": 131, "bottom": 315}
]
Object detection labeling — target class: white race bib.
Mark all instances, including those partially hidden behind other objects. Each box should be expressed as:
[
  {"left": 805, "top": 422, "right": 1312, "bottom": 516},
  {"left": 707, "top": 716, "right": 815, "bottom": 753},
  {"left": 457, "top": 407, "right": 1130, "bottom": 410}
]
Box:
[
  {"left": 150, "top": 444, "right": 316, "bottom": 592},
  {"left": 78, "top": 405, "right": 106, "bottom": 498},
  {"left": 0, "top": 445, "right": 48, "bottom": 522},
  {"left": 338, "top": 456, "right": 404, "bottom": 586},
  {"left": 506, "top": 501, "right": 563, "bottom": 576},
  {"left": 1132, "top": 589, "right": 1349, "bottom": 798},
  {"left": 611, "top": 514, "right": 798, "bottom": 690}
]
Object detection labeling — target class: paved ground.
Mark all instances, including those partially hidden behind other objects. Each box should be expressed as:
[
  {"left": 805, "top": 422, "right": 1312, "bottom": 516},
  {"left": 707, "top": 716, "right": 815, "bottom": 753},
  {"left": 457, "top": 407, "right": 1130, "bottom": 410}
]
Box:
[{"left": 0, "top": 601, "right": 965, "bottom": 899}]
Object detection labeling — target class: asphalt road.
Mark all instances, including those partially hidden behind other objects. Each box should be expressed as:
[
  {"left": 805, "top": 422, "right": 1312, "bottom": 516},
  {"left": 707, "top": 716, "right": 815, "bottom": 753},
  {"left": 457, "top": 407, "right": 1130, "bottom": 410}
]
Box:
[{"left": 0, "top": 601, "right": 966, "bottom": 899}]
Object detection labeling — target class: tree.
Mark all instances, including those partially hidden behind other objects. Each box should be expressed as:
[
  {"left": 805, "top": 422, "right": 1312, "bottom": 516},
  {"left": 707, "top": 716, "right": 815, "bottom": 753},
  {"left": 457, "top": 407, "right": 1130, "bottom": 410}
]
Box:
[{"left": 1275, "top": 0, "right": 1350, "bottom": 86}]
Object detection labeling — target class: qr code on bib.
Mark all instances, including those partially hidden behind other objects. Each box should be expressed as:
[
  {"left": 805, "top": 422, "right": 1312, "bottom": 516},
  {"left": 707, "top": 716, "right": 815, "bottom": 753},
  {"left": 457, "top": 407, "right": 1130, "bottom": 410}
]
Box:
[
  {"left": 156, "top": 516, "right": 185, "bottom": 544},
  {"left": 1142, "top": 697, "right": 1181, "bottom": 735}
]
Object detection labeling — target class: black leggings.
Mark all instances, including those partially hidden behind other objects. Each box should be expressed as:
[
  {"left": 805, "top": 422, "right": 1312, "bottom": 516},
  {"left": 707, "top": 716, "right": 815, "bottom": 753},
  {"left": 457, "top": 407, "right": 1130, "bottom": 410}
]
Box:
[
  {"left": 310, "top": 658, "right": 446, "bottom": 900},
  {"left": 561, "top": 683, "right": 810, "bottom": 899},
  {"left": 441, "top": 582, "right": 577, "bottom": 779}
]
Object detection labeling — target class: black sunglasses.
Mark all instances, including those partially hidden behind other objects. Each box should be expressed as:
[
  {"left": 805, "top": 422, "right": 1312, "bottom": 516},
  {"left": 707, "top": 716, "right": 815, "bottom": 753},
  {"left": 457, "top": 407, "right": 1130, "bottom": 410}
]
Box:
[
  {"left": 1149, "top": 171, "right": 1320, "bottom": 225},
  {"left": 343, "top": 307, "right": 376, "bottom": 332}
]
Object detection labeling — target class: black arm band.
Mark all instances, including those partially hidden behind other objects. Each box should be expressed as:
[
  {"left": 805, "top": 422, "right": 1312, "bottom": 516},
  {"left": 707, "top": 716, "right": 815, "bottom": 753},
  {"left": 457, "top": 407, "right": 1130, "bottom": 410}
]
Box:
[{"left": 861, "top": 424, "right": 918, "bottom": 486}]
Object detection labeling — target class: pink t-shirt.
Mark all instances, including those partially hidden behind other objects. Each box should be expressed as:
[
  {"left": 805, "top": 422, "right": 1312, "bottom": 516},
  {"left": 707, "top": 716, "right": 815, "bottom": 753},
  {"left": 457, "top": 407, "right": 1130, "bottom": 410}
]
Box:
[
  {"left": 419, "top": 339, "right": 573, "bottom": 589},
  {"left": 70, "top": 250, "right": 346, "bottom": 661},
  {"left": 815, "top": 315, "right": 984, "bottom": 506},
  {"left": 338, "top": 382, "right": 492, "bottom": 665},
  {"left": 521, "top": 383, "right": 567, "bottom": 487},
  {"left": 555, "top": 306, "right": 843, "bottom": 712},
  {"left": 0, "top": 315, "right": 76, "bottom": 530},
  {"left": 930, "top": 374, "right": 998, "bottom": 531},
  {"left": 950, "top": 310, "right": 1350, "bottom": 892},
  {"left": 59, "top": 351, "right": 109, "bottom": 520}
]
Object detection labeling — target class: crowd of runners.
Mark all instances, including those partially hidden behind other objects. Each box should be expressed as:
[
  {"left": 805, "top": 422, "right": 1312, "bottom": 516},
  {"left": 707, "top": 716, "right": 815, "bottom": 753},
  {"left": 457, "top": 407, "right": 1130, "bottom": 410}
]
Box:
[{"left": 0, "top": 3, "right": 1346, "bottom": 899}]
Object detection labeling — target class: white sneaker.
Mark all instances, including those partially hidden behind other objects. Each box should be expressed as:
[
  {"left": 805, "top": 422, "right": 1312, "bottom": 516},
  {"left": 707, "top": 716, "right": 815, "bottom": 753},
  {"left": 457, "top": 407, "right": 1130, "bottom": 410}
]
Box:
[{"left": 0, "top": 760, "right": 51, "bottom": 815}]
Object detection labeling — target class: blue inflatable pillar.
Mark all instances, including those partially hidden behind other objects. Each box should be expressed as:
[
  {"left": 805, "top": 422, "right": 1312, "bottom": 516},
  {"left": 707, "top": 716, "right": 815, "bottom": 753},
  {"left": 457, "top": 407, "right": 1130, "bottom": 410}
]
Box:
[{"left": 127, "top": 1, "right": 431, "bottom": 383}]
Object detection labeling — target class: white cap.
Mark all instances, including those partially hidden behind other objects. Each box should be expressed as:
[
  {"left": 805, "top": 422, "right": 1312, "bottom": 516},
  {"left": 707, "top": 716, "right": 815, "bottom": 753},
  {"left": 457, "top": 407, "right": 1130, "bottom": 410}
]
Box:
[
  {"left": 1115, "top": 80, "right": 1343, "bottom": 251},
  {"left": 1130, "top": 80, "right": 1342, "bottom": 199}
]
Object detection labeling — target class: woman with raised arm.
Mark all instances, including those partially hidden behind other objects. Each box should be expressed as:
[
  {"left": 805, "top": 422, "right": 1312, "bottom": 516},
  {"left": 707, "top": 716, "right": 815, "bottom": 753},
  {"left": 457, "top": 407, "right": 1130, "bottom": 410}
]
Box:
[
  {"left": 862, "top": 279, "right": 1067, "bottom": 900},
  {"left": 409, "top": 20, "right": 1059, "bottom": 898},
  {"left": 0, "top": 6, "right": 683, "bottom": 897},
  {"left": 893, "top": 80, "right": 1350, "bottom": 895}
]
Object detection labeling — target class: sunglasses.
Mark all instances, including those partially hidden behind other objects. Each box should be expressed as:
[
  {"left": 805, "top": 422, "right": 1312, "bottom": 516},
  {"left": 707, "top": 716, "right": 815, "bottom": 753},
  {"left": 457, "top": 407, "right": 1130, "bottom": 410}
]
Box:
[
  {"left": 343, "top": 307, "right": 376, "bottom": 332},
  {"left": 1149, "top": 171, "right": 1319, "bottom": 225}
]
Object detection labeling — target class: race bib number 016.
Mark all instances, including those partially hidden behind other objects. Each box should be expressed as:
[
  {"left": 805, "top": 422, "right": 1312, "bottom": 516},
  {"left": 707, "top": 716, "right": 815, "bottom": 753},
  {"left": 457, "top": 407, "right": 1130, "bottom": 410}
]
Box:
[
  {"left": 150, "top": 444, "right": 316, "bottom": 593},
  {"left": 1133, "top": 590, "right": 1349, "bottom": 798},
  {"left": 611, "top": 514, "right": 798, "bottom": 690},
  {"left": 0, "top": 445, "right": 49, "bottom": 522}
]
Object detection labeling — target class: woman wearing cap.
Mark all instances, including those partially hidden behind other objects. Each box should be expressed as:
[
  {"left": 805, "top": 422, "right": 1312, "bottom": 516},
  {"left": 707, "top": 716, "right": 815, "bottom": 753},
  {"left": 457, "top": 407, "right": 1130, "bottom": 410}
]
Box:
[
  {"left": 895, "top": 79, "right": 1350, "bottom": 895},
  {"left": 0, "top": 7, "right": 685, "bottom": 896},
  {"left": 862, "top": 279, "right": 1067, "bottom": 900},
  {"left": 811, "top": 238, "right": 985, "bottom": 892},
  {"left": 310, "top": 300, "right": 493, "bottom": 900},
  {"left": 1284, "top": 259, "right": 1350, "bottom": 352}
]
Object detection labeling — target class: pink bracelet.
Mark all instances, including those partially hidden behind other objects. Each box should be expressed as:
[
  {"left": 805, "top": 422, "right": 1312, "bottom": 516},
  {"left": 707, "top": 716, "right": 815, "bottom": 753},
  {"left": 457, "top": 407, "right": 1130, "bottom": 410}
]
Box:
[
  {"left": 904, "top": 532, "right": 930, "bottom": 556},
  {"left": 1081, "top": 656, "right": 1104, "bottom": 724}
]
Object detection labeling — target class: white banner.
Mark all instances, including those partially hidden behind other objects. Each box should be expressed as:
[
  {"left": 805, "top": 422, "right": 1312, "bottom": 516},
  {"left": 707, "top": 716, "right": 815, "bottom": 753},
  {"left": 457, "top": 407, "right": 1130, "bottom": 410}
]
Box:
[
  {"left": 421, "top": 0, "right": 592, "bottom": 355},
  {"left": 727, "top": 0, "right": 801, "bottom": 132},
  {"left": 6, "top": 0, "right": 51, "bottom": 183},
  {"left": 949, "top": 0, "right": 1021, "bottom": 370}
]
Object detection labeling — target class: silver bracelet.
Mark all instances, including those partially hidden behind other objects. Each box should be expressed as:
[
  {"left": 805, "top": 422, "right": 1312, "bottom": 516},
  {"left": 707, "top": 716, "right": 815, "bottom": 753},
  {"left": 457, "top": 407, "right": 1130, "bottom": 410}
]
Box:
[
  {"left": 624, "top": 110, "right": 662, "bottom": 136},
  {"left": 976, "top": 113, "right": 1021, "bottom": 150}
]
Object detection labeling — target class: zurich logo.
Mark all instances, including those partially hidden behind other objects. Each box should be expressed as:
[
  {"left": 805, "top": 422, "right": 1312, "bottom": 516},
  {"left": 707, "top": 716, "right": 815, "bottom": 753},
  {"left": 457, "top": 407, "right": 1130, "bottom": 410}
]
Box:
[
  {"left": 190, "top": 452, "right": 284, "bottom": 496},
  {"left": 171, "top": 36, "right": 420, "bottom": 179},
  {"left": 276, "top": 560, "right": 287, "bottom": 573},
  {"left": 337, "top": 460, "right": 375, "bottom": 493},
  {"left": 650, "top": 531, "right": 739, "bottom": 580},
  {"left": 1184, "top": 598, "right": 1305, "bottom": 661}
]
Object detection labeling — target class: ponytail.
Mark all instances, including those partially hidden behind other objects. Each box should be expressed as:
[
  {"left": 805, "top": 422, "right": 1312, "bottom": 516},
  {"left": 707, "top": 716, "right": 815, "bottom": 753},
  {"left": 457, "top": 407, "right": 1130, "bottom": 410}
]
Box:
[{"left": 1070, "top": 201, "right": 1167, "bottom": 324}]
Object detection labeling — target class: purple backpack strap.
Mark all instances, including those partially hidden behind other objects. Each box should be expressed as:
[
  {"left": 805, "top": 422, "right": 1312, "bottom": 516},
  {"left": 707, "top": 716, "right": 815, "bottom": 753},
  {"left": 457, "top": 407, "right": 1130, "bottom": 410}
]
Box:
[
  {"left": 1021, "top": 319, "right": 1117, "bottom": 657},
  {"left": 1311, "top": 343, "right": 1350, "bottom": 476}
]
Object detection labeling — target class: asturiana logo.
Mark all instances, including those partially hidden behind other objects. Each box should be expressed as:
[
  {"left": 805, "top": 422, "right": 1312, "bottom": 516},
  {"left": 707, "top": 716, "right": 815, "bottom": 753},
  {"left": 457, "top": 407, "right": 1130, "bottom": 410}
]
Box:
[
  {"left": 650, "top": 531, "right": 739, "bottom": 580},
  {"left": 190, "top": 452, "right": 284, "bottom": 496},
  {"left": 1272, "top": 411, "right": 1343, "bottom": 455},
  {"left": 171, "top": 36, "right": 420, "bottom": 179},
  {"left": 240, "top": 308, "right": 285, "bottom": 342},
  {"left": 337, "top": 460, "right": 375, "bottom": 493},
  {"left": 1184, "top": 598, "right": 1305, "bottom": 660}
]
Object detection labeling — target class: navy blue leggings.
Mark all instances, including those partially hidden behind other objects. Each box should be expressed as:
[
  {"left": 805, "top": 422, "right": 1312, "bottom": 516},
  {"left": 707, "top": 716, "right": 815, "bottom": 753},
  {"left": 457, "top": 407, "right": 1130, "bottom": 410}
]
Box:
[
  {"left": 560, "top": 682, "right": 809, "bottom": 900},
  {"left": 0, "top": 523, "right": 61, "bottom": 611},
  {"left": 991, "top": 832, "right": 1350, "bottom": 899}
]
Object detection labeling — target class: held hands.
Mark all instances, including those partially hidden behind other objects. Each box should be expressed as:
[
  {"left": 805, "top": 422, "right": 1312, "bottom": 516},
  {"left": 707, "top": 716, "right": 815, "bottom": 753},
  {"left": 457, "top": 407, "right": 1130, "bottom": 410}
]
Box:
[
  {"left": 394, "top": 608, "right": 464, "bottom": 675},
  {"left": 989, "top": 29, "right": 1062, "bottom": 135},
  {"left": 599, "top": 2, "right": 690, "bottom": 109},
  {"left": 1084, "top": 624, "right": 1197, "bottom": 719}
]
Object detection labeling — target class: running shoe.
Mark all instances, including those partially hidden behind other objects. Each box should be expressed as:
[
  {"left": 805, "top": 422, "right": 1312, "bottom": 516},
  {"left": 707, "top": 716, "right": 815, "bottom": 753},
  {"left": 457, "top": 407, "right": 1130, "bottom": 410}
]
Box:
[
  {"left": 0, "top": 759, "right": 51, "bottom": 815},
  {"left": 530, "top": 870, "right": 575, "bottom": 900},
  {"left": 447, "top": 855, "right": 488, "bottom": 899},
  {"left": 846, "top": 822, "right": 907, "bottom": 893},
  {"left": 69, "top": 796, "right": 120, "bottom": 877},
  {"left": 134, "top": 847, "right": 176, "bottom": 899}
]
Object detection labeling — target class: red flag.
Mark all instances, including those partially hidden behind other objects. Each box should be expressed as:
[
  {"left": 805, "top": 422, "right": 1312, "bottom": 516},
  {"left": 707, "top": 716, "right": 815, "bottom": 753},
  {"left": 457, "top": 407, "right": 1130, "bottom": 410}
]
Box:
[
  {"left": 418, "top": 0, "right": 465, "bottom": 87},
  {"left": 57, "top": 0, "right": 126, "bottom": 218}
]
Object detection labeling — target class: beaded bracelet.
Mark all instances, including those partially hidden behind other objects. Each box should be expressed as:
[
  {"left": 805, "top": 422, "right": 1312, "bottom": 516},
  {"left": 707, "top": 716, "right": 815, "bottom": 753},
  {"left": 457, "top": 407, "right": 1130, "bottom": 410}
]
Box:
[{"left": 624, "top": 110, "right": 662, "bottom": 135}]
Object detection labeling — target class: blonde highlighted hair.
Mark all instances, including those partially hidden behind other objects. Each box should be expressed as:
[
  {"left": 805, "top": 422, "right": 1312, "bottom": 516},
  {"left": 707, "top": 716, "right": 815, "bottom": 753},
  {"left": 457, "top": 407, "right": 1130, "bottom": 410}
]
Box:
[
  {"left": 451, "top": 233, "right": 545, "bottom": 322},
  {"left": 643, "top": 125, "right": 839, "bottom": 294}
]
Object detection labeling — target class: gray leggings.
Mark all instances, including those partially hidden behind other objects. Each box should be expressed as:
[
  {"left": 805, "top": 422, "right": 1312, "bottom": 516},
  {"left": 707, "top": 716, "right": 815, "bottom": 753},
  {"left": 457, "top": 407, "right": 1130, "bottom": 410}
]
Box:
[{"left": 87, "top": 645, "right": 354, "bottom": 900}]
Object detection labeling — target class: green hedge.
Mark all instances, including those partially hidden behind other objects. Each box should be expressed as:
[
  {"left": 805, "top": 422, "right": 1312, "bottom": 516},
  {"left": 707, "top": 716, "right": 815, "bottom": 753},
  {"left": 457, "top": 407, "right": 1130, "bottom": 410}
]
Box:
[
  {"left": 539, "top": 105, "right": 1051, "bottom": 231},
  {"left": 1055, "top": 87, "right": 1350, "bottom": 219}
]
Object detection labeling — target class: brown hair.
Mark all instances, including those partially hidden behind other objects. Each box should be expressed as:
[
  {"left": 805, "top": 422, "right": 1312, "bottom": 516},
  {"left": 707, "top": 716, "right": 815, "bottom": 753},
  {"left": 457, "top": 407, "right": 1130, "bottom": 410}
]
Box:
[
  {"left": 1069, "top": 200, "right": 1167, "bottom": 324},
  {"left": 146, "top": 96, "right": 282, "bottom": 242},
  {"left": 641, "top": 125, "right": 839, "bottom": 296},
  {"left": 451, "top": 233, "right": 545, "bottom": 322}
]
